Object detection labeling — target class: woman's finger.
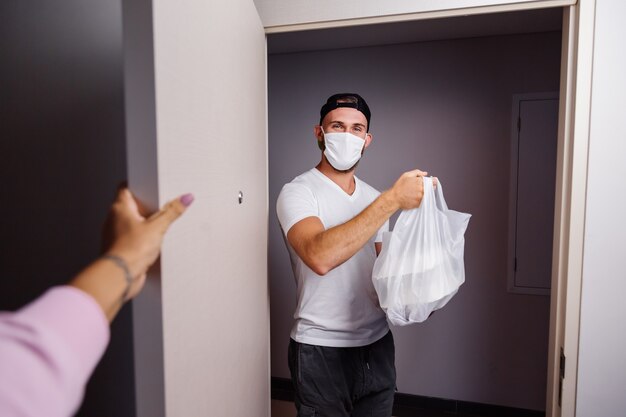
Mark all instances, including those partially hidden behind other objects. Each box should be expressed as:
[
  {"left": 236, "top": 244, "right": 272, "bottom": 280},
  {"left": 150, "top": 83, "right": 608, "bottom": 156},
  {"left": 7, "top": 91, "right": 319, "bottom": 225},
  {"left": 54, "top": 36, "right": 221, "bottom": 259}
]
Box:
[
  {"left": 149, "top": 193, "right": 194, "bottom": 232},
  {"left": 117, "top": 188, "right": 146, "bottom": 221}
]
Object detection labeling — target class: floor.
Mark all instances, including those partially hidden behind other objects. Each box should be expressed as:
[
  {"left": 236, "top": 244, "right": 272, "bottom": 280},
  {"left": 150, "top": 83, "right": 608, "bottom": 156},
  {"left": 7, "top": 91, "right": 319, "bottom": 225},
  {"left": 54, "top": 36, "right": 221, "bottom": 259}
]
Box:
[
  {"left": 272, "top": 399, "right": 465, "bottom": 417},
  {"left": 271, "top": 399, "right": 532, "bottom": 417}
]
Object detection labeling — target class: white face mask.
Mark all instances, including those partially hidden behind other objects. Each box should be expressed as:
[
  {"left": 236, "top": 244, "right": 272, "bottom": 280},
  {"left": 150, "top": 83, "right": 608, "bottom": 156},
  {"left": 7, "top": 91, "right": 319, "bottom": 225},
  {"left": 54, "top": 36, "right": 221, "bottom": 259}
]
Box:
[{"left": 322, "top": 129, "right": 366, "bottom": 171}]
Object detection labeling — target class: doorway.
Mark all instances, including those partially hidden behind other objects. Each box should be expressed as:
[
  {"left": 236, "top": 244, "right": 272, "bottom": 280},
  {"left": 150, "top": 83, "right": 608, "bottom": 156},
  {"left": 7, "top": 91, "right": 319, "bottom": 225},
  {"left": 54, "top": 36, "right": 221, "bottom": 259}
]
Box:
[{"left": 267, "top": 7, "right": 562, "bottom": 415}]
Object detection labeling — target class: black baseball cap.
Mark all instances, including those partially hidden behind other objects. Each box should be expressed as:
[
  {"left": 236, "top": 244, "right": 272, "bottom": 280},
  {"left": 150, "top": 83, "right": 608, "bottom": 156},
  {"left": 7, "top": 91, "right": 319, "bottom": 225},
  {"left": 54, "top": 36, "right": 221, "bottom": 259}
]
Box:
[{"left": 319, "top": 93, "right": 371, "bottom": 131}]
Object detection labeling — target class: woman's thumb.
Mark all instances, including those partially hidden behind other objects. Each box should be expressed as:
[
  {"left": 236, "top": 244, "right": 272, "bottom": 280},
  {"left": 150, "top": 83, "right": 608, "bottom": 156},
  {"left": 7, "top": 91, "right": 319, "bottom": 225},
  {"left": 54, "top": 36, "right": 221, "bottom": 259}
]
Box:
[{"left": 150, "top": 193, "right": 194, "bottom": 231}]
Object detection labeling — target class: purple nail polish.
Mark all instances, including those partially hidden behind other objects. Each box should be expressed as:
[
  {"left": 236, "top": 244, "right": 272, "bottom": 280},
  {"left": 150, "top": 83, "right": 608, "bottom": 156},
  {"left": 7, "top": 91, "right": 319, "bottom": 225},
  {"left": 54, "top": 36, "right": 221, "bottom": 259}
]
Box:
[{"left": 180, "top": 193, "right": 194, "bottom": 207}]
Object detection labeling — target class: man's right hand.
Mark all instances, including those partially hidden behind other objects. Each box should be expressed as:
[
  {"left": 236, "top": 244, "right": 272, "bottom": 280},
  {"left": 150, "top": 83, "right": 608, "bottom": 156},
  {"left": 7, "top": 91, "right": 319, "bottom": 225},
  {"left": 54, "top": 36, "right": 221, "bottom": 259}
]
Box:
[{"left": 389, "top": 169, "right": 428, "bottom": 210}]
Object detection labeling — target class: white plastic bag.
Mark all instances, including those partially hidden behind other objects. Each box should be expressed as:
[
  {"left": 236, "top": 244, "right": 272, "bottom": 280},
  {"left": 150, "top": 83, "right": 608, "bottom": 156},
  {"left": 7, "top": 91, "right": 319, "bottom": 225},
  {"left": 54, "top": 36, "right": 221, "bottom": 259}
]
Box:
[{"left": 372, "top": 177, "right": 471, "bottom": 326}]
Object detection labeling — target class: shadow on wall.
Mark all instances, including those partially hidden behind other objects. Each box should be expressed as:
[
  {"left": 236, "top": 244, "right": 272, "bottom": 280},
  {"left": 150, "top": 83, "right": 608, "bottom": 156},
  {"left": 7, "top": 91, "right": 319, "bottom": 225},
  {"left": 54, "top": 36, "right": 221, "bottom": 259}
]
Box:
[{"left": 0, "top": 1, "right": 134, "bottom": 416}]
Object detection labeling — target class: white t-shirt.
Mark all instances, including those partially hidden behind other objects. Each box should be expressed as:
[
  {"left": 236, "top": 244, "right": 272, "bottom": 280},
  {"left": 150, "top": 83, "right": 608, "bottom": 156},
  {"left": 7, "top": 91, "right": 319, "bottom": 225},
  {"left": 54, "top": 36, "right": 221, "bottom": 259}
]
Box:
[{"left": 276, "top": 168, "right": 389, "bottom": 347}]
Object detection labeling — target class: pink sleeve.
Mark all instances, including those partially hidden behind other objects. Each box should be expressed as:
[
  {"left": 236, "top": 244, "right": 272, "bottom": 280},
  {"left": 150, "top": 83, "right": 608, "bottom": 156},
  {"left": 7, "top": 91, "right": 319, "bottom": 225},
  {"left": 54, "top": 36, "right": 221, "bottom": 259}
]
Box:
[{"left": 0, "top": 286, "right": 110, "bottom": 417}]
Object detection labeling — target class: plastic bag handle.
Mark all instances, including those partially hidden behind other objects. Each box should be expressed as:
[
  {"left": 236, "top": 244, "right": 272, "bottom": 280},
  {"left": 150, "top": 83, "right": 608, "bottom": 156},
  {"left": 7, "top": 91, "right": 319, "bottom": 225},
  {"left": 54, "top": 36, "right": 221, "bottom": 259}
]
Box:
[
  {"left": 433, "top": 177, "right": 449, "bottom": 212},
  {"left": 421, "top": 176, "right": 435, "bottom": 211}
]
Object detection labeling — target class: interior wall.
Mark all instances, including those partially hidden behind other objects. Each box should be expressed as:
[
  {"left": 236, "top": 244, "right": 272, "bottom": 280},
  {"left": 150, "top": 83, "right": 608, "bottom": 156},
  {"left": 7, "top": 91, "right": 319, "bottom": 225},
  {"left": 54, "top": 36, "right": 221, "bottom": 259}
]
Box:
[
  {"left": 253, "top": 0, "right": 571, "bottom": 28},
  {"left": 576, "top": 0, "right": 626, "bottom": 415},
  {"left": 268, "top": 31, "right": 561, "bottom": 410},
  {"left": 0, "top": 1, "right": 132, "bottom": 416}
]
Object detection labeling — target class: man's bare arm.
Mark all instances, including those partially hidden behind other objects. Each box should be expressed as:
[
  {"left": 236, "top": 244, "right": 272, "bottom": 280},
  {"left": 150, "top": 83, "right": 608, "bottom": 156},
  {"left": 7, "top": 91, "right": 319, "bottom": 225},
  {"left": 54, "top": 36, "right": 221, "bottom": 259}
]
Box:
[{"left": 287, "top": 169, "right": 427, "bottom": 275}]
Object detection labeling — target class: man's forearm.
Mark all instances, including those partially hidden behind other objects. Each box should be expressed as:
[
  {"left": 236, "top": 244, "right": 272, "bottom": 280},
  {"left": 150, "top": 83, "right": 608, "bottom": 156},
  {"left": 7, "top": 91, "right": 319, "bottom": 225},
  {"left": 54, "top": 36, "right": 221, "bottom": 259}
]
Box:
[{"left": 305, "top": 190, "right": 399, "bottom": 274}]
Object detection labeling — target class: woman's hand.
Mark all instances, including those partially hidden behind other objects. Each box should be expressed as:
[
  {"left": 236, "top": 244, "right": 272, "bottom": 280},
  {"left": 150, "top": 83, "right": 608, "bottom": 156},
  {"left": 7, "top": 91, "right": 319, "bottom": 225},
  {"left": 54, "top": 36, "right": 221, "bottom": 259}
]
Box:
[
  {"left": 71, "top": 187, "right": 194, "bottom": 321},
  {"left": 102, "top": 187, "right": 194, "bottom": 300}
]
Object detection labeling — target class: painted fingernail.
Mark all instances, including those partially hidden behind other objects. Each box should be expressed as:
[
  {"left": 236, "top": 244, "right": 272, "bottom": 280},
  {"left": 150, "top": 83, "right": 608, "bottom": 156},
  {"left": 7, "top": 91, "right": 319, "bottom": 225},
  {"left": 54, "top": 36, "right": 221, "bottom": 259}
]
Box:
[{"left": 180, "top": 193, "right": 195, "bottom": 207}]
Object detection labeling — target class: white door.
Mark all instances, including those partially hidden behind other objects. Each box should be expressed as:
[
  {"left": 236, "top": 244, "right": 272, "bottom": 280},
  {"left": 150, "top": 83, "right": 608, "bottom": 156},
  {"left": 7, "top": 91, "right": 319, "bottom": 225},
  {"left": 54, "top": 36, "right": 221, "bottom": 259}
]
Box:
[{"left": 123, "top": 1, "right": 269, "bottom": 417}]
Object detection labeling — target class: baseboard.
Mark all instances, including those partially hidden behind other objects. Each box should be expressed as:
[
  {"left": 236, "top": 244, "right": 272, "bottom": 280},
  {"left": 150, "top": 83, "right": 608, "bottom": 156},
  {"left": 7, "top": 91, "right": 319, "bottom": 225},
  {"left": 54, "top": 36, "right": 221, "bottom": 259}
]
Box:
[
  {"left": 271, "top": 377, "right": 545, "bottom": 417},
  {"left": 272, "top": 377, "right": 296, "bottom": 402}
]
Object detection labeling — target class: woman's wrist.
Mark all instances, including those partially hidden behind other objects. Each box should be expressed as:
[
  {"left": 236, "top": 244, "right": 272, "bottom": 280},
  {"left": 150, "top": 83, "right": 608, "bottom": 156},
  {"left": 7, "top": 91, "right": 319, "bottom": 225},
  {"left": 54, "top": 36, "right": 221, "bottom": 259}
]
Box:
[
  {"left": 69, "top": 258, "right": 131, "bottom": 322},
  {"left": 101, "top": 254, "right": 134, "bottom": 304},
  {"left": 104, "top": 245, "right": 145, "bottom": 281}
]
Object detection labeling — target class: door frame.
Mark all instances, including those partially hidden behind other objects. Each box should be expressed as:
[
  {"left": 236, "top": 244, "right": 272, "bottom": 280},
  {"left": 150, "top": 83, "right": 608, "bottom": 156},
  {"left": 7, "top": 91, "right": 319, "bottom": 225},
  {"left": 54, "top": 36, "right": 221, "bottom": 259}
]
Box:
[
  {"left": 548, "top": 3, "right": 595, "bottom": 417},
  {"left": 264, "top": 2, "right": 594, "bottom": 416}
]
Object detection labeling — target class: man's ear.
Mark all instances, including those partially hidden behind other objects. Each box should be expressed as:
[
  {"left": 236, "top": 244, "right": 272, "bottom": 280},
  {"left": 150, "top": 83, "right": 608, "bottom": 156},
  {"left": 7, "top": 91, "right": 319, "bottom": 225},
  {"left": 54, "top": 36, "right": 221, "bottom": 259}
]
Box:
[
  {"left": 313, "top": 125, "right": 323, "bottom": 140},
  {"left": 314, "top": 125, "right": 325, "bottom": 151},
  {"left": 364, "top": 132, "right": 373, "bottom": 149}
]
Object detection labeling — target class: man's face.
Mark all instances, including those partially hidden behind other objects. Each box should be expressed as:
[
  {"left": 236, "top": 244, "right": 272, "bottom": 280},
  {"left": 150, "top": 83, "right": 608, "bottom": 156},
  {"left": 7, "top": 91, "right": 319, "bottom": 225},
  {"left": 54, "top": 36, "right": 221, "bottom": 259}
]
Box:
[
  {"left": 315, "top": 107, "right": 372, "bottom": 152},
  {"left": 314, "top": 107, "right": 373, "bottom": 172}
]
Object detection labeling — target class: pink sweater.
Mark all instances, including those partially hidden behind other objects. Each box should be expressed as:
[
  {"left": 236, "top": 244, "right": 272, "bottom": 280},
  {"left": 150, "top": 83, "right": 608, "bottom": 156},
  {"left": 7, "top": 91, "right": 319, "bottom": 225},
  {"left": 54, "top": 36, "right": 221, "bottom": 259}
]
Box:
[{"left": 0, "top": 286, "right": 110, "bottom": 417}]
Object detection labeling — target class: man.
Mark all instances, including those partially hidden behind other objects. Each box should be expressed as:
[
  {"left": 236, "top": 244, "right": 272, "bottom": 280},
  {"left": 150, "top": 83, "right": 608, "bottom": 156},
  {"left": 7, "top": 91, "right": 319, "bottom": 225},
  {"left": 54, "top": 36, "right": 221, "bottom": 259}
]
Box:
[{"left": 276, "top": 93, "right": 429, "bottom": 417}]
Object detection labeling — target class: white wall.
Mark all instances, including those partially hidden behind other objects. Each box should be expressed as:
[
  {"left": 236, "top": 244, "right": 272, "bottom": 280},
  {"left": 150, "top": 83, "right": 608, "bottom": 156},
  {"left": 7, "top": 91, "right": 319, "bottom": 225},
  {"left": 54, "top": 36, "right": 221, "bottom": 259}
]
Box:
[
  {"left": 0, "top": 1, "right": 132, "bottom": 416},
  {"left": 123, "top": 0, "right": 271, "bottom": 416},
  {"left": 268, "top": 31, "right": 561, "bottom": 410},
  {"left": 254, "top": 0, "right": 573, "bottom": 28},
  {"left": 576, "top": 1, "right": 626, "bottom": 416}
]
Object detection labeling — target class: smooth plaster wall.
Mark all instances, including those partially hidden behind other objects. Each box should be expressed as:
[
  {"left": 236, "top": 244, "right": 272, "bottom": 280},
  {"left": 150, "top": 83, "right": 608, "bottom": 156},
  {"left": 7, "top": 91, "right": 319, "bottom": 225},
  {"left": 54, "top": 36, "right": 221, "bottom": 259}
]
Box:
[
  {"left": 0, "top": 1, "right": 132, "bottom": 416},
  {"left": 253, "top": 0, "right": 571, "bottom": 28},
  {"left": 123, "top": 0, "right": 271, "bottom": 416},
  {"left": 576, "top": 1, "right": 626, "bottom": 416},
  {"left": 268, "top": 31, "right": 561, "bottom": 410}
]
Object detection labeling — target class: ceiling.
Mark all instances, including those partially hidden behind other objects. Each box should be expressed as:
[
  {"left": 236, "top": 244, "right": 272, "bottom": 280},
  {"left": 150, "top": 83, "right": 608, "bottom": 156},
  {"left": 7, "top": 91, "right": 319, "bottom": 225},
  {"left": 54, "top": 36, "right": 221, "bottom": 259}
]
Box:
[{"left": 267, "top": 7, "right": 563, "bottom": 54}]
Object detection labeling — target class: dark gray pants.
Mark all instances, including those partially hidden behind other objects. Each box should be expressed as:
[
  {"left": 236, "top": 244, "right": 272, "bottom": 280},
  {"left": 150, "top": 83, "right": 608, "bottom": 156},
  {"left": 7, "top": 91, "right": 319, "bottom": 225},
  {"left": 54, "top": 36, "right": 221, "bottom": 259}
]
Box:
[{"left": 288, "top": 331, "right": 396, "bottom": 417}]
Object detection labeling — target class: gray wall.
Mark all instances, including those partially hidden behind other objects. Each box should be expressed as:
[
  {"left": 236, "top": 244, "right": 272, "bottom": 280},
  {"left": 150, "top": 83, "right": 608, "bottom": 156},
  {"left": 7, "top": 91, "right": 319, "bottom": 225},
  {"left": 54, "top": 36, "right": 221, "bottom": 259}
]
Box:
[
  {"left": 576, "top": 1, "right": 626, "bottom": 416},
  {"left": 0, "top": 1, "right": 133, "bottom": 416},
  {"left": 268, "top": 31, "right": 561, "bottom": 410}
]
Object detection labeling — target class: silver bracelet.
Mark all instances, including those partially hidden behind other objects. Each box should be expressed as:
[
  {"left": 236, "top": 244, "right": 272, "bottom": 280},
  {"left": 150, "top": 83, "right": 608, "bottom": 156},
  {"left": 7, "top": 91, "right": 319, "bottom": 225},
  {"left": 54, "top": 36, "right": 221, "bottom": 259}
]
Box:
[{"left": 102, "top": 254, "right": 133, "bottom": 304}]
